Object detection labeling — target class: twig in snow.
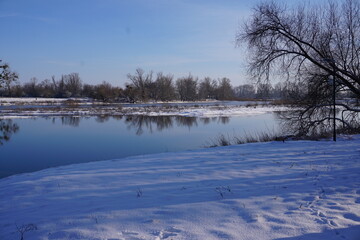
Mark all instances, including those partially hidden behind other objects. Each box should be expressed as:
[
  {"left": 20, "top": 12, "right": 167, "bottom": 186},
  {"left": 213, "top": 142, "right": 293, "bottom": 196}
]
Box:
[
  {"left": 16, "top": 223, "right": 37, "bottom": 240},
  {"left": 136, "top": 188, "right": 143, "bottom": 198}
]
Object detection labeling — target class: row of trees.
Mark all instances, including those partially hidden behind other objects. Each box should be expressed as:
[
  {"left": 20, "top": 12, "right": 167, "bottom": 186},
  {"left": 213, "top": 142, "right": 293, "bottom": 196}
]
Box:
[
  {"left": 125, "top": 68, "right": 235, "bottom": 102},
  {"left": 1, "top": 66, "right": 314, "bottom": 102}
]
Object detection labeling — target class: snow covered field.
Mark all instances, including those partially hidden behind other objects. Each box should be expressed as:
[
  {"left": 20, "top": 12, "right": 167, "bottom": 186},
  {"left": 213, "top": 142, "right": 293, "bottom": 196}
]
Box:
[{"left": 1, "top": 136, "right": 359, "bottom": 240}]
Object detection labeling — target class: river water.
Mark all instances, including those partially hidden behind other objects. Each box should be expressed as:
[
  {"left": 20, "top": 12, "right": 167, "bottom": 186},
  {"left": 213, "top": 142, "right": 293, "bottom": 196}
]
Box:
[{"left": 0, "top": 113, "right": 280, "bottom": 178}]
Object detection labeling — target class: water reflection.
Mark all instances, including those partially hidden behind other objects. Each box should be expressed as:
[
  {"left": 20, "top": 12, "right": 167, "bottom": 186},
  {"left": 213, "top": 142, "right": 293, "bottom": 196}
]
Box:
[
  {"left": 0, "top": 119, "right": 19, "bottom": 145},
  {"left": 61, "top": 116, "right": 81, "bottom": 127},
  {"left": 124, "top": 116, "right": 229, "bottom": 135},
  {"left": 125, "top": 116, "right": 172, "bottom": 135},
  {"left": 0, "top": 114, "right": 278, "bottom": 179},
  {"left": 174, "top": 116, "right": 198, "bottom": 129},
  {"left": 275, "top": 108, "right": 360, "bottom": 137},
  {"left": 93, "top": 115, "right": 126, "bottom": 123},
  {"left": 55, "top": 115, "right": 231, "bottom": 135}
]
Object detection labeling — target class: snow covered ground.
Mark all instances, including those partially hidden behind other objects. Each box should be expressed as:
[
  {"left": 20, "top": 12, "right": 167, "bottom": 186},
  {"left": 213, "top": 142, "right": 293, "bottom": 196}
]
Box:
[
  {"left": 0, "top": 97, "right": 92, "bottom": 104},
  {"left": 1, "top": 136, "right": 359, "bottom": 240},
  {"left": 0, "top": 105, "right": 287, "bottom": 119},
  {"left": 128, "top": 105, "right": 287, "bottom": 118},
  {"left": 0, "top": 97, "right": 287, "bottom": 119}
]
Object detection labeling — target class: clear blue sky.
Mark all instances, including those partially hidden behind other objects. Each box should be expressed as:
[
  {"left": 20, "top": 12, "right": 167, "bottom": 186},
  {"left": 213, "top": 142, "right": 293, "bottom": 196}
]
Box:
[{"left": 0, "top": 0, "right": 303, "bottom": 87}]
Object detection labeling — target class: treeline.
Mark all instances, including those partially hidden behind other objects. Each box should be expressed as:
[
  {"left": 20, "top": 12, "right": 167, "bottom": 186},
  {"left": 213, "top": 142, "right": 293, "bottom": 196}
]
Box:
[{"left": 0, "top": 68, "right": 315, "bottom": 102}]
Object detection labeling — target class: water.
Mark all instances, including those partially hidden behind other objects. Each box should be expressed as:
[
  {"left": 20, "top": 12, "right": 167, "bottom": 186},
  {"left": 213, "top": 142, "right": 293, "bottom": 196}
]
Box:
[{"left": 0, "top": 114, "right": 280, "bottom": 178}]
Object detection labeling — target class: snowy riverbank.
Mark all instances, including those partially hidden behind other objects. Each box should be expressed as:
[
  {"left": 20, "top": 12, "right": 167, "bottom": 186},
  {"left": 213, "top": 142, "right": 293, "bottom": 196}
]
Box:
[
  {"left": 1, "top": 136, "right": 359, "bottom": 239},
  {"left": 0, "top": 98, "right": 288, "bottom": 119}
]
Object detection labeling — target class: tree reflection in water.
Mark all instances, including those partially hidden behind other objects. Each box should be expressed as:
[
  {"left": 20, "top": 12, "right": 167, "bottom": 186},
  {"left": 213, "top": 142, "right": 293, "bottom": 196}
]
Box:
[
  {"left": 125, "top": 115, "right": 174, "bottom": 135},
  {"left": 61, "top": 116, "right": 81, "bottom": 127},
  {"left": 218, "top": 116, "right": 230, "bottom": 124},
  {"left": 0, "top": 119, "right": 19, "bottom": 145},
  {"left": 55, "top": 115, "right": 231, "bottom": 136},
  {"left": 275, "top": 109, "right": 360, "bottom": 137},
  {"left": 125, "top": 115, "right": 230, "bottom": 135},
  {"left": 175, "top": 116, "right": 198, "bottom": 129}
]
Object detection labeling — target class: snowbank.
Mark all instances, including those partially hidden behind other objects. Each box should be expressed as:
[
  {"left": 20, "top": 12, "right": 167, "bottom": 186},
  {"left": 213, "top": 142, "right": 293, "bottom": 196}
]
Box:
[
  {"left": 0, "top": 97, "right": 88, "bottom": 105},
  {"left": 0, "top": 98, "right": 287, "bottom": 119},
  {"left": 126, "top": 105, "right": 287, "bottom": 118},
  {"left": 1, "top": 136, "right": 359, "bottom": 239},
  {"left": 0, "top": 103, "right": 287, "bottom": 119}
]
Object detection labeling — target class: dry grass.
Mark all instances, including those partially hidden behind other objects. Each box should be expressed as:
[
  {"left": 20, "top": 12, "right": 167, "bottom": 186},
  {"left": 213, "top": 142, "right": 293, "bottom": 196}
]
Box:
[{"left": 207, "top": 131, "right": 286, "bottom": 147}]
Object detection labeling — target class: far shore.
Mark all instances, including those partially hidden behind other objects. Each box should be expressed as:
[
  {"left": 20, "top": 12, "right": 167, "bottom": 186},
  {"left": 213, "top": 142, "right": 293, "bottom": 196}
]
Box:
[{"left": 0, "top": 98, "right": 288, "bottom": 119}]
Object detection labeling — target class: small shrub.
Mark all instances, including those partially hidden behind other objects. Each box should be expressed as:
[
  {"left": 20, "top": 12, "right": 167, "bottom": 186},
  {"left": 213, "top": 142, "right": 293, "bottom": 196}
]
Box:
[
  {"left": 208, "top": 134, "right": 232, "bottom": 147},
  {"left": 208, "top": 130, "right": 285, "bottom": 147}
]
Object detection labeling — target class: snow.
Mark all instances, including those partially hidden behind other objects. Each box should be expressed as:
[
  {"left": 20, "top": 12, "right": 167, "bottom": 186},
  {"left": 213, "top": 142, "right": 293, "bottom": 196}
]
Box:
[
  {"left": 0, "top": 97, "right": 86, "bottom": 106},
  {"left": 0, "top": 101, "right": 287, "bottom": 119},
  {"left": 127, "top": 105, "right": 287, "bottom": 118},
  {"left": 0, "top": 97, "right": 287, "bottom": 118},
  {"left": 0, "top": 116, "right": 35, "bottom": 119},
  {"left": 1, "top": 135, "right": 360, "bottom": 240}
]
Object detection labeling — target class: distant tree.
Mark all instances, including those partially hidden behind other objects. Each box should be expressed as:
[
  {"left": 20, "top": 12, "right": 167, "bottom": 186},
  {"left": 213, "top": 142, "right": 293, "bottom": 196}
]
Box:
[
  {"left": 23, "top": 77, "right": 39, "bottom": 97},
  {"left": 198, "top": 77, "right": 217, "bottom": 100},
  {"left": 176, "top": 75, "right": 198, "bottom": 101},
  {"left": 95, "top": 81, "right": 113, "bottom": 101},
  {"left": 234, "top": 84, "right": 256, "bottom": 99},
  {"left": 216, "top": 77, "right": 234, "bottom": 100},
  {"left": 256, "top": 83, "right": 272, "bottom": 99},
  {"left": 39, "top": 79, "right": 56, "bottom": 97},
  {"left": 94, "top": 81, "right": 123, "bottom": 102},
  {"left": 82, "top": 84, "right": 96, "bottom": 99},
  {"left": 271, "top": 82, "right": 284, "bottom": 99},
  {"left": 154, "top": 72, "right": 176, "bottom": 101},
  {"left": 55, "top": 76, "right": 67, "bottom": 98},
  {"left": 9, "top": 84, "right": 24, "bottom": 97},
  {"left": 63, "top": 73, "right": 82, "bottom": 97},
  {"left": 127, "top": 68, "right": 153, "bottom": 101},
  {"left": 0, "top": 62, "right": 19, "bottom": 96},
  {"left": 124, "top": 84, "right": 136, "bottom": 103}
]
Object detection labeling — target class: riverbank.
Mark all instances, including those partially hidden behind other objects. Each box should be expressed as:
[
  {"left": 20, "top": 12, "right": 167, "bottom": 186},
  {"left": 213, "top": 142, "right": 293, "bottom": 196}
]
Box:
[
  {"left": 0, "top": 98, "right": 288, "bottom": 119},
  {"left": 1, "top": 135, "right": 359, "bottom": 239}
]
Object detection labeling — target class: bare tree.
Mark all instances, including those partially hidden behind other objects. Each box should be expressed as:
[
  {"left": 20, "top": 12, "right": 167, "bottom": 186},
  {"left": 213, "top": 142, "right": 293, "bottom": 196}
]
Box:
[
  {"left": 176, "top": 75, "right": 198, "bottom": 101},
  {"left": 238, "top": 0, "right": 360, "bottom": 135},
  {"left": 93, "top": 81, "right": 123, "bottom": 102},
  {"left": 198, "top": 77, "right": 217, "bottom": 100},
  {"left": 0, "top": 62, "right": 19, "bottom": 96},
  {"left": 23, "top": 77, "right": 39, "bottom": 97},
  {"left": 154, "top": 72, "right": 176, "bottom": 101},
  {"left": 63, "top": 73, "right": 82, "bottom": 97},
  {"left": 39, "top": 79, "right": 56, "bottom": 97},
  {"left": 127, "top": 68, "right": 153, "bottom": 101},
  {"left": 216, "top": 77, "right": 234, "bottom": 100}
]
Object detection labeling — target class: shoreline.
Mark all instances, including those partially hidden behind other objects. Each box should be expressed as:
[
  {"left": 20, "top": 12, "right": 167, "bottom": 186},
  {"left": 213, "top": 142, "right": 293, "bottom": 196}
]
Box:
[
  {"left": 1, "top": 135, "right": 359, "bottom": 239},
  {"left": 0, "top": 98, "right": 288, "bottom": 119}
]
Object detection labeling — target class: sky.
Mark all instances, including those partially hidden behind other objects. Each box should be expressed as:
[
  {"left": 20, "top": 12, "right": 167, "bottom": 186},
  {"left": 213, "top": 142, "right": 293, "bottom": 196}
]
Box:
[{"left": 0, "top": 0, "right": 303, "bottom": 87}]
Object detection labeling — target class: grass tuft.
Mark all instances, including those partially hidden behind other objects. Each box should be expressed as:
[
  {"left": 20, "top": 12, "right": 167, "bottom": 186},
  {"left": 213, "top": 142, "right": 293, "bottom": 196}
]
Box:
[{"left": 207, "top": 130, "right": 286, "bottom": 147}]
